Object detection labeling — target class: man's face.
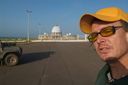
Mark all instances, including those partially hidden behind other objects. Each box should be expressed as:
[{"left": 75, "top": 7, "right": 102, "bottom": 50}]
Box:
[{"left": 91, "top": 20, "right": 128, "bottom": 63}]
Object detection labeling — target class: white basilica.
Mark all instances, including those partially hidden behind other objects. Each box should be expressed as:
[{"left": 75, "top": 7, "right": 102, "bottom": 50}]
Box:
[{"left": 38, "top": 24, "right": 76, "bottom": 40}]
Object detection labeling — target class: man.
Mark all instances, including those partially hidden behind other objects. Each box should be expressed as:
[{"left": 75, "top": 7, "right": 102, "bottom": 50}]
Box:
[{"left": 79, "top": 7, "right": 128, "bottom": 85}]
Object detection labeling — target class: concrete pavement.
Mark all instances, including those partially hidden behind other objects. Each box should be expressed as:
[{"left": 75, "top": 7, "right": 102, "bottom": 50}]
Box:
[{"left": 0, "top": 42, "right": 105, "bottom": 85}]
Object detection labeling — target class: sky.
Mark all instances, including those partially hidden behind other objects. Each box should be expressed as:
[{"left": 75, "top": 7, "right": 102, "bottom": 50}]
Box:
[{"left": 0, "top": 0, "right": 128, "bottom": 37}]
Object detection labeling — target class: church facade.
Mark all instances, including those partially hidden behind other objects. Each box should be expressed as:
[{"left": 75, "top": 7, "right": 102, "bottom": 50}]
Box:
[{"left": 38, "top": 24, "right": 76, "bottom": 40}]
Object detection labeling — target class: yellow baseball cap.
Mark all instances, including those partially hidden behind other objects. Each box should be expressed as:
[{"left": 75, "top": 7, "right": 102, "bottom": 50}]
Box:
[{"left": 79, "top": 7, "right": 128, "bottom": 34}]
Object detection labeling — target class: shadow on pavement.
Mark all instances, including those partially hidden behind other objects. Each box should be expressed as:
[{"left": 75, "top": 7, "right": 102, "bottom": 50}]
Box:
[{"left": 18, "top": 51, "right": 55, "bottom": 65}]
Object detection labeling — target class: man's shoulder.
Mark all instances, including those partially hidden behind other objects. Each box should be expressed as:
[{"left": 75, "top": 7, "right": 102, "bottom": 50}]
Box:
[
  {"left": 95, "top": 64, "right": 128, "bottom": 85},
  {"left": 99, "top": 63, "right": 109, "bottom": 74},
  {"left": 95, "top": 63, "right": 109, "bottom": 85}
]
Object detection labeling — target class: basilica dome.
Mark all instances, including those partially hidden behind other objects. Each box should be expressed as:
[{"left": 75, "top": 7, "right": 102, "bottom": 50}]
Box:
[{"left": 52, "top": 24, "right": 61, "bottom": 33}]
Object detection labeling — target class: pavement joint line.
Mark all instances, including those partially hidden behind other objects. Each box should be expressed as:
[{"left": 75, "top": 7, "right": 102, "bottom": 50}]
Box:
[
  {"left": 38, "top": 43, "right": 52, "bottom": 85},
  {"left": 56, "top": 45, "right": 75, "bottom": 85}
]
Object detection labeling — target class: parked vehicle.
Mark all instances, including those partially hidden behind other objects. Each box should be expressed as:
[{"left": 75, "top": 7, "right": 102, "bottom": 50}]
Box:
[{"left": 0, "top": 40, "right": 22, "bottom": 66}]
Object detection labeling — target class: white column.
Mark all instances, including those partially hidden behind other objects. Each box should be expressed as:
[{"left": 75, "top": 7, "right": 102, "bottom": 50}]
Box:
[
  {"left": 85, "top": 34, "right": 87, "bottom": 41},
  {"left": 77, "top": 34, "right": 79, "bottom": 40},
  {"left": 85, "top": 34, "right": 89, "bottom": 42}
]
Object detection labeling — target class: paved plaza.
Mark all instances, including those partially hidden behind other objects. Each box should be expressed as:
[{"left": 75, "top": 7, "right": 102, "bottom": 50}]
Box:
[{"left": 0, "top": 42, "right": 105, "bottom": 85}]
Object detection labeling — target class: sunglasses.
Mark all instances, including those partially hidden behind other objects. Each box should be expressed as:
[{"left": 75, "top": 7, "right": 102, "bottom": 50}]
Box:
[{"left": 88, "top": 26, "right": 123, "bottom": 42}]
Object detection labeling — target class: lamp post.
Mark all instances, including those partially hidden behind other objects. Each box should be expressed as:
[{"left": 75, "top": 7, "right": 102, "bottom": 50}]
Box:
[
  {"left": 43, "top": 28, "right": 45, "bottom": 34},
  {"left": 39, "top": 23, "right": 41, "bottom": 35},
  {"left": 26, "top": 10, "right": 32, "bottom": 42},
  {"left": 39, "top": 23, "right": 42, "bottom": 41}
]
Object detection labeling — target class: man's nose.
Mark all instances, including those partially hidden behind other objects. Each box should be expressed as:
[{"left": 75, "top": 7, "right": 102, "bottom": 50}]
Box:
[{"left": 96, "top": 34, "right": 106, "bottom": 44}]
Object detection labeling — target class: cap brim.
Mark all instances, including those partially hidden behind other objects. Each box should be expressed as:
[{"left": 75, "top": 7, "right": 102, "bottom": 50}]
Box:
[{"left": 79, "top": 13, "right": 120, "bottom": 34}]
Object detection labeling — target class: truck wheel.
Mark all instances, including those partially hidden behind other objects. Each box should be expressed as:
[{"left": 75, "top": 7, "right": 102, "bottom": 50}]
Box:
[{"left": 5, "top": 54, "right": 19, "bottom": 66}]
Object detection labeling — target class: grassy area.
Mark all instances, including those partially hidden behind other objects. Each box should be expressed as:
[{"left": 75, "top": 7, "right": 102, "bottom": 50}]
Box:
[{"left": 0, "top": 37, "right": 38, "bottom": 43}]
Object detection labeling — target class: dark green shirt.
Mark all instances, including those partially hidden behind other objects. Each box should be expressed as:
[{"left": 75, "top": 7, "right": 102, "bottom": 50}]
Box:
[{"left": 95, "top": 64, "right": 128, "bottom": 85}]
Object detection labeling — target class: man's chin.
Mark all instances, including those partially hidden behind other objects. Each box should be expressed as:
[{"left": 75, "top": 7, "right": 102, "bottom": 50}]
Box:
[{"left": 102, "top": 57, "right": 117, "bottom": 63}]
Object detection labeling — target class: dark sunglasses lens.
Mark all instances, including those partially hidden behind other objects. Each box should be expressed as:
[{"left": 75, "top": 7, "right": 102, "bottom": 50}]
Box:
[
  {"left": 101, "top": 27, "right": 114, "bottom": 37},
  {"left": 88, "top": 33, "right": 97, "bottom": 42},
  {"left": 88, "top": 26, "right": 115, "bottom": 42}
]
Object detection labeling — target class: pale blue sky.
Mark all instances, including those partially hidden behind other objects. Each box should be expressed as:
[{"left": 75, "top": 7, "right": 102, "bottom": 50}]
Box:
[{"left": 0, "top": 0, "right": 128, "bottom": 37}]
